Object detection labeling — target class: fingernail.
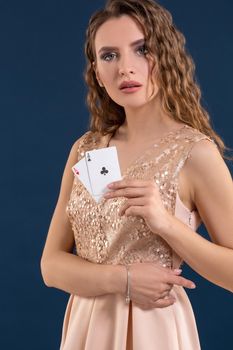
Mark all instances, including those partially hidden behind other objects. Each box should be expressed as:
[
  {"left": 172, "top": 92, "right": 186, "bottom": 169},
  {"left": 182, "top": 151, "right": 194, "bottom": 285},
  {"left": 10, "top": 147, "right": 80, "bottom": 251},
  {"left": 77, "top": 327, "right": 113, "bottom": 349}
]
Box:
[
  {"left": 190, "top": 283, "right": 196, "bottom": 289},
  {"left": 174, "top": 269, "right": 182, "bottom": 274}
]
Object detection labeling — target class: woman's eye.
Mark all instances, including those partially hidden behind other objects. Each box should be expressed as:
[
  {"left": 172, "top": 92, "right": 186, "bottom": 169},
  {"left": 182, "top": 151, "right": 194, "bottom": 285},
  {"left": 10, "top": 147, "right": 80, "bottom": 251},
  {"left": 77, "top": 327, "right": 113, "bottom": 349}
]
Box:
[
  {"left": 101, "top": 52, "right": 117, "bottom": 61},
  {"left": 100, "top": 45, "right": 148, "bottom": 62},
  {"left": 137, "top": 44, "right": 148, "bottom": 55}
]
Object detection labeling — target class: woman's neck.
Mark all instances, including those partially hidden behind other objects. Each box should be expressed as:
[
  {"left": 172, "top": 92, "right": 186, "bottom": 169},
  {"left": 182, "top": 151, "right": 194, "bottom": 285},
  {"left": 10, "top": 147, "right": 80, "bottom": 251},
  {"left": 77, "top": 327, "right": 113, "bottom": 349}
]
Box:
[{"left": 120, "top": 98, "right": 181, "bottom": 143}]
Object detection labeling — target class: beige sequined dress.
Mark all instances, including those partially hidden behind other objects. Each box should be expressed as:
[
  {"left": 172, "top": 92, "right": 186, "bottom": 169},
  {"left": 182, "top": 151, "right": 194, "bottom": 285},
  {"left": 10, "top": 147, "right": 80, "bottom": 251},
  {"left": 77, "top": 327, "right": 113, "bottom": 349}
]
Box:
[{"left": 59, "top": 124, "right": 215, "bottom": 350}]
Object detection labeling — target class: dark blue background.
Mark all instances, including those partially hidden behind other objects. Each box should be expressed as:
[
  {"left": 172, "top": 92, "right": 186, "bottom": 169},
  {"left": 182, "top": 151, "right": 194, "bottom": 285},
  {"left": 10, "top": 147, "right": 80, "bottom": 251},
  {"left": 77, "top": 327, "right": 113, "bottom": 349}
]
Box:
[{"left": 1, "top": 0, "right": 232, "bottom": 349}]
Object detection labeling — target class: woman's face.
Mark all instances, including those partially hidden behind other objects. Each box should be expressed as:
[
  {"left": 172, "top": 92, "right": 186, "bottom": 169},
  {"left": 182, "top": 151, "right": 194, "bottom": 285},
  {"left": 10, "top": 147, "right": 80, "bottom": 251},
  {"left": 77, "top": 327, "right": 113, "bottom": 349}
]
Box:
[{"left": 93, "top": 15, "right": 159, "bottom": 108}]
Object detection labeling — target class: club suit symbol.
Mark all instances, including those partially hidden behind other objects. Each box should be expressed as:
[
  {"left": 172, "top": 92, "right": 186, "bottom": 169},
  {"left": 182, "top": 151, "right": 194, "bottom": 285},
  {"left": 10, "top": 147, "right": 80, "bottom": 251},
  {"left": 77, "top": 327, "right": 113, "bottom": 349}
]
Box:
[{"left": 100, "top": 167, "right": 109, "bottom": 175}]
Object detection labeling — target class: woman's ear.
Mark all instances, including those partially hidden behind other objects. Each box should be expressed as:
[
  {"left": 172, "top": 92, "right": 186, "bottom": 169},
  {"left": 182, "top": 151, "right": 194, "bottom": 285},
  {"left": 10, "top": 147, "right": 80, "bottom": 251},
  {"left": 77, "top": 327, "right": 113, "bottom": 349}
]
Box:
[{"left": 92, "top": 60, "right": 96, "bottom": 71}]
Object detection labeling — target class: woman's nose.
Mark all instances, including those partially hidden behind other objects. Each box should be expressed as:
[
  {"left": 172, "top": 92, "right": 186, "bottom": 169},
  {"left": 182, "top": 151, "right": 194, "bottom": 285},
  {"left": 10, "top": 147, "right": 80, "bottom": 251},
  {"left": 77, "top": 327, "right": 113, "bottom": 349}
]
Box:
[
  {"left": 118, "top": 56, "right": 135, "bottom": 76},
  {"left": 118, "top": 66, "right": 135, "bottom": 76}
]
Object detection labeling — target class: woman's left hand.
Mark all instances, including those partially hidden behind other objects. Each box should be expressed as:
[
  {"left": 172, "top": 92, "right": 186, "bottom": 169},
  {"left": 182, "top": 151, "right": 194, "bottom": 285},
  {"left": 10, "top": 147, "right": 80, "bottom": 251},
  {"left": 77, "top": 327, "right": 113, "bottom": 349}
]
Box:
[{"left": 103, "top": 178, "right": 172, "bottom": 235}]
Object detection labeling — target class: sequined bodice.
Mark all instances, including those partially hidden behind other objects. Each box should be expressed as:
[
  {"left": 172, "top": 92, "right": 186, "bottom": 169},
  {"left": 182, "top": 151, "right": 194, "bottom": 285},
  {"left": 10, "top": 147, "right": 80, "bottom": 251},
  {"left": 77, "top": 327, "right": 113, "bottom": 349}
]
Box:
[{"left": 66, "top": 125, "right": 214, "bottom": 268}]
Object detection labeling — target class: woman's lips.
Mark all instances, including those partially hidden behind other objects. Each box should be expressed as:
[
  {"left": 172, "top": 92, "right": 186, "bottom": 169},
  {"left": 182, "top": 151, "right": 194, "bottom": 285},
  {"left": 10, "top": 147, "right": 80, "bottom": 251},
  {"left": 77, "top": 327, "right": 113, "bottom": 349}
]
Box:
[{"left": 120, "top": 86, "right": 142, "bottom": 93}]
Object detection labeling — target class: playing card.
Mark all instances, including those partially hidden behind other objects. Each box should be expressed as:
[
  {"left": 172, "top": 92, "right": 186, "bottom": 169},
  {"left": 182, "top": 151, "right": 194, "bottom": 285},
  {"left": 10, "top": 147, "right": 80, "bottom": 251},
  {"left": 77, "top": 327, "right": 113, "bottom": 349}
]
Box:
[
  {"left": 72, "top": 156, "right": 108, "bottom": 203},
  {"left": 72, "top": 156, "right": 93, "bottom": 196},
  {"left": 85, "top": 146, "right": 122, "bottom": 196}
]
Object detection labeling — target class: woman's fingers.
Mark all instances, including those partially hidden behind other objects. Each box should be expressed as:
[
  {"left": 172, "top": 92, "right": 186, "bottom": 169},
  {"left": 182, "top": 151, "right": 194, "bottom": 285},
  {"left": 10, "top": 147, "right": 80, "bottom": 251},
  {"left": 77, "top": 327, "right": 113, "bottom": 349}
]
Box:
[
  {"left": 128, "top": 263, "right": 196, "bottom": 311},
  {"left": 104, "top": 186, "right": 145, "bottom": 199},
  {"left": 119, "top": 197, "right": 146, "bottom": 215},
  {"left": 168, "top": 274, "right": 196, "bottom": 289},
  {"left": 153, "top": 297, "right": 176, "bottom": 308},
  {"left": 159, "top": 289, "right": 172, "bottom": 299},
  {"left": 134, "top": 296, "right": 176, "bottom": 310},
  {"left": 107, "top": 179, "right": 150, "bottom": 190}
]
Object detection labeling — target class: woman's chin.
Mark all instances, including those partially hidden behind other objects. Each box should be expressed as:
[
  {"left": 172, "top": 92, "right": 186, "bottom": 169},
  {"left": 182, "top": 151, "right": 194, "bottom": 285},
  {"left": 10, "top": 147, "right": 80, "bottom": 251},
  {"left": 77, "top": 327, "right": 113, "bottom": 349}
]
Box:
[{"left": 113, "top": 98, "right": 149, "bottom": 109}]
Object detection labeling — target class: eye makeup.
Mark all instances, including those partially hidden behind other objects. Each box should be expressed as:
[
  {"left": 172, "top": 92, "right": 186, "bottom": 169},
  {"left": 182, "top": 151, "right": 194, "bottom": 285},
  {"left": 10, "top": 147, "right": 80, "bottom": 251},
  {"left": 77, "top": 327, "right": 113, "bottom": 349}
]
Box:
[{"left": 100, "top": 43, "right": 148, "bottom": 62}]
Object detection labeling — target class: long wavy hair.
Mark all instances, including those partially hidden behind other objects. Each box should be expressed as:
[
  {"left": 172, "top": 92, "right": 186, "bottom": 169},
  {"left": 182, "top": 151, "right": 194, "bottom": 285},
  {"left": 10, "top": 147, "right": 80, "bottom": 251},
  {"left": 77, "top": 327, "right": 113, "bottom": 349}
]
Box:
[{"left": 84, "top": 0, "right": 231, "bottom": 160}]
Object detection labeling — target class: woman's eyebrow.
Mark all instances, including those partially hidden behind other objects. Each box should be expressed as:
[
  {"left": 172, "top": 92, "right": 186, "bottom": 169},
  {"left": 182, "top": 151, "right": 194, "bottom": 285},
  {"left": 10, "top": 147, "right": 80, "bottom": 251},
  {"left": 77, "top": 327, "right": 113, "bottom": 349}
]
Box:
[{"left": 98, "top": 38, "right": 145, "bottom": 54}]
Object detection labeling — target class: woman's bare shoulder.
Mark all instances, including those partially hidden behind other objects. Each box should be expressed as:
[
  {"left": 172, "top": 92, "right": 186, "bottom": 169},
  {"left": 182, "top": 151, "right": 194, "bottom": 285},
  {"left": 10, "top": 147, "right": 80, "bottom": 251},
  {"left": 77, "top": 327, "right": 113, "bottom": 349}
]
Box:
[
  {"left": 71, "top": 130, "right": 102, "bottom": 156},
  {"left": 184, "top": 137, "right": 233, "bottom": 246}
]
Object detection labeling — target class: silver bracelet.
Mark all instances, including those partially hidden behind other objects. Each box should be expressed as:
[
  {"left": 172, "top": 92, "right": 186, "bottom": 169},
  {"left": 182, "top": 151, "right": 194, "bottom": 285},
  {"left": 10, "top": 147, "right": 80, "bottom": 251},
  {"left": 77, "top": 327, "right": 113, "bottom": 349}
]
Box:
[{"left": 124, "top": 264, "right": 131, "bottom": 304}]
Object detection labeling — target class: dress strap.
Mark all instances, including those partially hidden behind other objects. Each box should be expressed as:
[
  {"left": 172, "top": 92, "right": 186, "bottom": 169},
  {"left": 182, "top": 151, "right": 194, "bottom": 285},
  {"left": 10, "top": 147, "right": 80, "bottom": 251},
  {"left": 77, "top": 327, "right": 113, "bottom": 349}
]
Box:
[{"left": 75, "top": 130, "right": 103, "bottom": 162}]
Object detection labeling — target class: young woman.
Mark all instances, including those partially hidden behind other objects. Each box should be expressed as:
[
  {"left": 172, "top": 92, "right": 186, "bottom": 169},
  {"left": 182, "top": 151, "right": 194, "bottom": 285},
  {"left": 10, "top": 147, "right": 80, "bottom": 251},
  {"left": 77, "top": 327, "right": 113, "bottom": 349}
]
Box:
[{"left": 40, "top": 0, "right": 233, "bottom": 349}]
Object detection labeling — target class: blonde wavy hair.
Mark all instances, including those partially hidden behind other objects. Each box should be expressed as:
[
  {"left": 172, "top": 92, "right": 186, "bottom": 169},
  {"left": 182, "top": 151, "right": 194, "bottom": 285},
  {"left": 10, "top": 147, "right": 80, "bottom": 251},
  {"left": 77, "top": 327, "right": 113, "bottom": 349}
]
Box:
[{"left": 84, "top": 0, "right": 231, "bottom": 160}]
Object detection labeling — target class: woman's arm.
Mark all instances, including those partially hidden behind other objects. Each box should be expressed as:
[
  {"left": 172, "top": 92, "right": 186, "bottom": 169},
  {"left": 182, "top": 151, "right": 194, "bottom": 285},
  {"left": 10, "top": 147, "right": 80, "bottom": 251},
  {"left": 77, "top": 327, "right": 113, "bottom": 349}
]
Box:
[
  {"left": 41, "top": 251, "right": 118, "bottom": 297},
  {"left": 40, "top": 137, "right": 117, "bottom": 297},
  {"left": 159, "top": 139, "right": 233, "bottom": 292}
]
